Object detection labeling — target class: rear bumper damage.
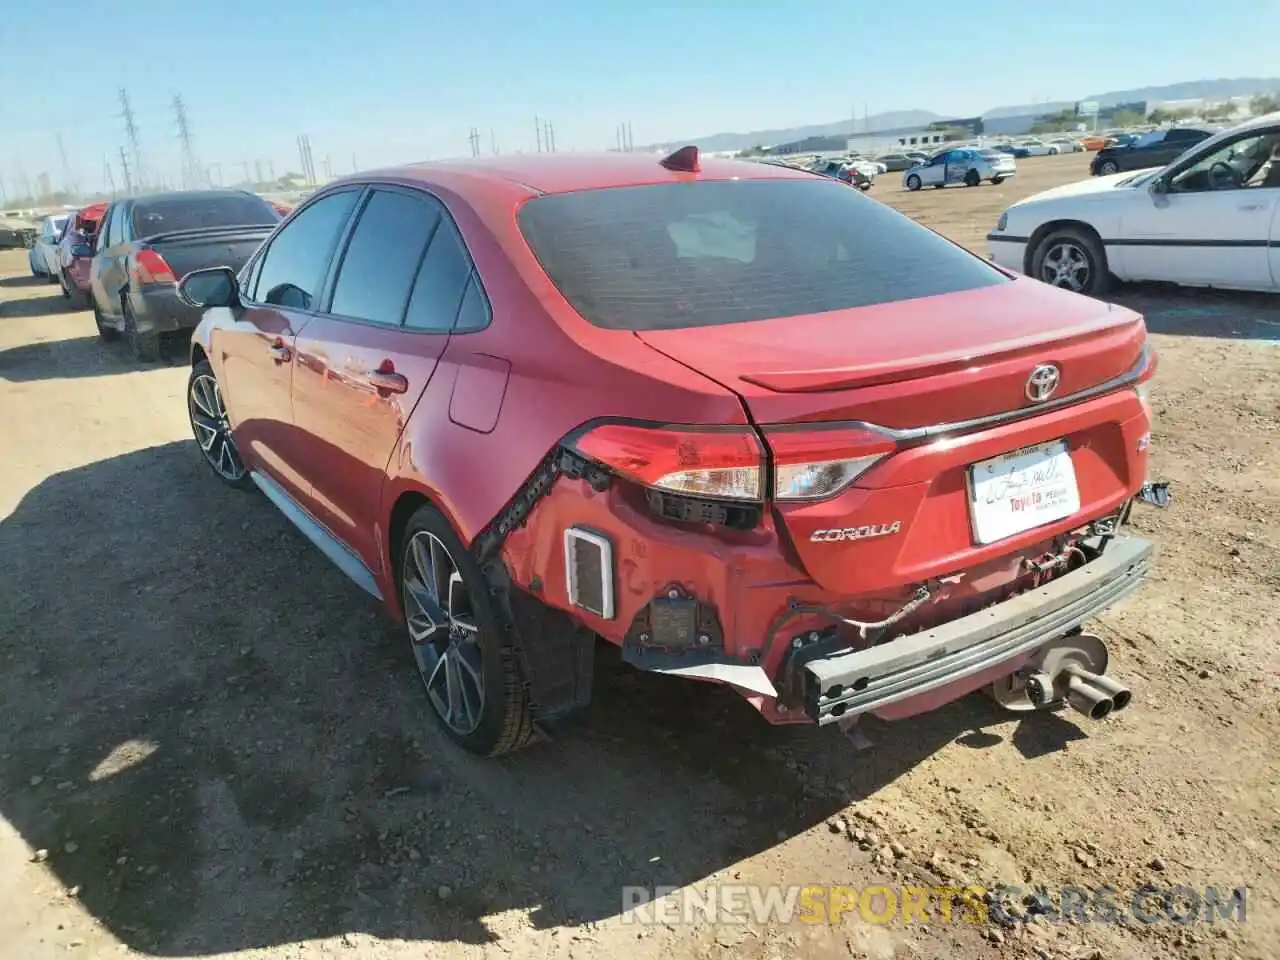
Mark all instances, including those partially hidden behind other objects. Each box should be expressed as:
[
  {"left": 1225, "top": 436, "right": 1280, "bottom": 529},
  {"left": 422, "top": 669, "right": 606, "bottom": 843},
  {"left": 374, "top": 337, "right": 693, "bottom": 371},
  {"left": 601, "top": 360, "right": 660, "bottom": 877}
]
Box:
[{"left": 790, "top": 535, "right": 1154, "bottom": 724}]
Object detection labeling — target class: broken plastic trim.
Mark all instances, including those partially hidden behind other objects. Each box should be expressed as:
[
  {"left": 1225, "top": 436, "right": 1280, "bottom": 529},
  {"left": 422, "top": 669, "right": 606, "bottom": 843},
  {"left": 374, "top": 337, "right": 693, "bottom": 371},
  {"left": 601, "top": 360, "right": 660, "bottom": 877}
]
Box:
[{"left": 1136, "top": 482, "right": 1171, "bottom": 509}]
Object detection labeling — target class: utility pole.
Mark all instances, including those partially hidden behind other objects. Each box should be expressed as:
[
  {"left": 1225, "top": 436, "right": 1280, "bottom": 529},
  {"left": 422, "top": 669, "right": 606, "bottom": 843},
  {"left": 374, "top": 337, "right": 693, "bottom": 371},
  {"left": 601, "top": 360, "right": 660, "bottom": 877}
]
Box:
[
  {"left": 490, "top": 128, "right": 498, "bottom": 154},
  {"left": 254, "top": 160, "right": 264, "bottom": 185},
  {"left": 56, "top": 133, "right": 79, "bottom": 197},
  {"left": 627, "top": 121, "right": 633, "bottom": 152},
  {"left": 119, "top": 88, "right": 145, "bottom": 193},
  {"left": 324, "top": 155, "right": 332, "bottom": 180},
  {"left": 242, "top": 160, "right": 251, "bottom": 185},
  {"left": 545, "top": 120, "right": 556, "bottom": 153},
  {"left": 535, "top": 115, "right": 543, "bottom": 153},
  {"left": 173, "top": 93, "right": 203, "bottom": 189},
  {"left": 103, "top": 157, "right": 116, "bottom": 197},
  {"left": 118, "top": 147, "right": 133, "bottom": 195},
  {"left": 268, "top": 160, "right": 276, "bottom": 183},
  {"left": 468, "top": 127, "right": 480, "bottom": 157}
]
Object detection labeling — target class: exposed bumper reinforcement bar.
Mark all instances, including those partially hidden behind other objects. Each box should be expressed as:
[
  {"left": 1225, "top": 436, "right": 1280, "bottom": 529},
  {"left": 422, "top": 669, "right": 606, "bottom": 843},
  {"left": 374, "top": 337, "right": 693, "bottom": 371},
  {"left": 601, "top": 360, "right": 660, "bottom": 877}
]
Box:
[{"left": 801, "top": 536, "right": 1155, "bottom": 725}]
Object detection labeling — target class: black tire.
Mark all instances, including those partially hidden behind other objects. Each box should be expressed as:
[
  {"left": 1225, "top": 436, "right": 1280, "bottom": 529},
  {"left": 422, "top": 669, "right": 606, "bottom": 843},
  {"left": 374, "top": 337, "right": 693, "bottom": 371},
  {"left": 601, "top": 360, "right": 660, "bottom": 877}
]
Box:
[
  {"left": 1098, "top": 160, "right": 1119, "bottom": 176},
  {"left": 991, "top": 176, "right": 1005, "bottom": 185},
  {"left": 123, "top": 297, "right": 160, "bottom": 362},
  {"left": 93, "top": 300, "right": 121, "bottom": 342},
  {"left": 1030, "top": 227, "right": 1112, "bottom": 297},
  {"left": 188, "top": 360, "right": 252, "bottom": 489},
  {"left": 399, "top": 504, "right": 535, "bottom": 756},
  {"left": 964, "top": 169, "right": 981, "bottom": 187},
  {"left": 906, "top": 174, "right": 921, "bottom": 191}
]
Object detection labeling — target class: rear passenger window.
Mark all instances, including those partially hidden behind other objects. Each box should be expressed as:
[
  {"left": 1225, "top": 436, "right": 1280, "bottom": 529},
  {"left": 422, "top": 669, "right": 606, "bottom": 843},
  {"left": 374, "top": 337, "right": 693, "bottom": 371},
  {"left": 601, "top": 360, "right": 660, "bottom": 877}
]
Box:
[
  {"left": 404, "top": 215, "right": 472, "bottom": 332},
  {"left": 329, "top": 190, "right": 441, "bottom": 324},
  {"left": 254, "top": 189, "right": 359, "bottom": 310}
]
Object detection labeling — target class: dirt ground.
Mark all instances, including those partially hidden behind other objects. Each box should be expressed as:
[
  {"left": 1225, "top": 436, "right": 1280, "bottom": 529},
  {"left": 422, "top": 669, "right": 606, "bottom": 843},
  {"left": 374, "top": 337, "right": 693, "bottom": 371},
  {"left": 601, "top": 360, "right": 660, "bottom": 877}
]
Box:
[{"left": 0, "top": 153, "right": 1277, "bottom": 960}]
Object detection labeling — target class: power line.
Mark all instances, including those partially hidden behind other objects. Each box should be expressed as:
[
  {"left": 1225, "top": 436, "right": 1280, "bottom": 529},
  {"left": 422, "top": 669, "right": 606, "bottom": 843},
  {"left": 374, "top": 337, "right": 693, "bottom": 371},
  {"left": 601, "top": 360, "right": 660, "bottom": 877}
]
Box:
[
  {"left": 118, "top": 147, "right": 133, "bottom": 195},
  {"left": 56, "top": 133, "right": 79, "bottom": 197},
  {"left": 118, "top": 88, "right": 145, "bottom": 193},
  {"left": 173, "top": 94, "right": 204, "bottom": 190}
]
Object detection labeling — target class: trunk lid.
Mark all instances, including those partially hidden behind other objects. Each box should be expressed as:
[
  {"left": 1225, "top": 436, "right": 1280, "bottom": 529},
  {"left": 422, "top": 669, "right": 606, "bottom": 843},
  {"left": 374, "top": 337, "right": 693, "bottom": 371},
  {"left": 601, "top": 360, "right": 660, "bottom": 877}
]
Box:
[
  {"left": 637, "top": 278, "right": 1150, "bottom": 595},
  {"left": 635, "top": 277, "right": 1144, "bottom": 429},
  {"left": 142, "top": 225, "right": 273, "bottom": 280}
]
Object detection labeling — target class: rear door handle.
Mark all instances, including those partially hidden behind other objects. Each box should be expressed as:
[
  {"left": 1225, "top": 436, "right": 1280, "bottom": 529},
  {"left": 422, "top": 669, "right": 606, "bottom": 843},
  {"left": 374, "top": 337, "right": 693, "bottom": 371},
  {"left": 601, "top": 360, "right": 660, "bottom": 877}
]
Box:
[
  {"left": 269, "top": 342, "right": 292, "bottom": 364},
  {"left": 368, "top": 370, "right": 409, "bottom": 395}
]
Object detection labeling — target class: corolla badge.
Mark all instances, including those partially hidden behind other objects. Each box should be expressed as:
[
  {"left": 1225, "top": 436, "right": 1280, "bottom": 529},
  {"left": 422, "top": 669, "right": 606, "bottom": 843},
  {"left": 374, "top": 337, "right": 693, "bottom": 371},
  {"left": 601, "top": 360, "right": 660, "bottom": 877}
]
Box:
[
  {"left": 810, "top": 521, "right": 902, "bottom": 543},
  {"left": 1025, "top": 363, "right": 1061, "bottom": 403}
]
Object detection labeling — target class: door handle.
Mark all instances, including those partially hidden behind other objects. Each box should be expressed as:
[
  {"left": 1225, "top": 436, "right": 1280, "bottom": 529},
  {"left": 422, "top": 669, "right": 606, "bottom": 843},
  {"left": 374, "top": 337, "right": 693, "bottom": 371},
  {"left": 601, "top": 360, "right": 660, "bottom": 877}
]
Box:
[
  {"left": 1237, "top": 203, "right": 1264, "bottom": 212},
  {"left": 269, "top": 341, "right": 292, "bottom": 364},
  {"left": 367, "top": 369, "right": 409, "bottom": 395}
]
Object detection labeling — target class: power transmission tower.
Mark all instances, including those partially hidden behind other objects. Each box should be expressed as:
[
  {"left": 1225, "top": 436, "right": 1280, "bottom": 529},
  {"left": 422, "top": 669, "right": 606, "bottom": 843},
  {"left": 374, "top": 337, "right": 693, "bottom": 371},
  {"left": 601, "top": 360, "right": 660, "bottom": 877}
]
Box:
[
  {"left": 627, "top": 121, "right": 633, "bottom": 152},
  {"left": 468, "top": 127, "right": 480, "bottom": 157},
  {"left": 544, "top": 120, "right": 555, "bottom": 153},
  {"left": 173, "top": 94, "right": 203, "bottom": 189},
  {"left": 490, "top": 129, "right": 498, "bottom": 155},
  {"left": 56, "top": 133, "right": 79, "bottom": 197},
  {"left": 119, "top": 88, "right": 145, "bottom": 192},
  {"left": 534, "top": 115, "right": 543, "bottom": 153},
  {"left": 254, "top": 160, "right": 264, "bottom": 185},
  {"left": 118, "top": 147, "right": 133, "bottom": 195}
]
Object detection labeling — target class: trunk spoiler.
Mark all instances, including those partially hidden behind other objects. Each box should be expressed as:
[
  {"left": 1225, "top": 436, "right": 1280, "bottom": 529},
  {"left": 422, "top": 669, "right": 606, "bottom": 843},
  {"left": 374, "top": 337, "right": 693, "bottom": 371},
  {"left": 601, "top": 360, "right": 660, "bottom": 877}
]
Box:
[{"left": 139, "top": 224, "right": 275, "bottom": 245}]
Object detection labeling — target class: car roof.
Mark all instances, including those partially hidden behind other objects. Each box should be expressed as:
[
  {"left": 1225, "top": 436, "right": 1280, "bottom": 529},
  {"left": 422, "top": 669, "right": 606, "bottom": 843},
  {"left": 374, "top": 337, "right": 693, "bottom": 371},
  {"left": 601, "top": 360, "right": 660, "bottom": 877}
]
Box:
[{"left": 348, "top": 152, "right": 813, "bottom": 196}]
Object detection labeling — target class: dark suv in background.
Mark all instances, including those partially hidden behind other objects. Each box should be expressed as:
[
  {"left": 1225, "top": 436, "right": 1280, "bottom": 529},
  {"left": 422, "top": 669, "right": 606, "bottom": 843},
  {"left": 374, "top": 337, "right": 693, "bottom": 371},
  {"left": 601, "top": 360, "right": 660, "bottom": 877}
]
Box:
[
  {"left": 90, "top": 190, "right": 280, "bottom": 360},
  {"left": 1090, "top": 127, "right": 1213, "bottom": 176}
]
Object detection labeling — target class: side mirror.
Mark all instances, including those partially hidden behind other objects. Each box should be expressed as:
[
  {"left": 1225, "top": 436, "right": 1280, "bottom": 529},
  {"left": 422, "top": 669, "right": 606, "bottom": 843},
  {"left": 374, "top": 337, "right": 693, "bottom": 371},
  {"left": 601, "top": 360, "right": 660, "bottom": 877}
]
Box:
[
  {"left": 179, "top": 266, "right": 240, "bottom": 309},
  {"left": 1148, "top": 175, "right": 1169, "bottom": 198}
]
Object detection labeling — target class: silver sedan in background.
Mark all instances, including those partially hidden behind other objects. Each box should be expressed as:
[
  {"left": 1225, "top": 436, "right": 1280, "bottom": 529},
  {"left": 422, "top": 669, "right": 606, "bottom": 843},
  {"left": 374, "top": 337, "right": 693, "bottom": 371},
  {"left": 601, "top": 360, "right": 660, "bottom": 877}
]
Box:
[{"left": 903, "top": 147, "right": 1016, "bottom": 190}]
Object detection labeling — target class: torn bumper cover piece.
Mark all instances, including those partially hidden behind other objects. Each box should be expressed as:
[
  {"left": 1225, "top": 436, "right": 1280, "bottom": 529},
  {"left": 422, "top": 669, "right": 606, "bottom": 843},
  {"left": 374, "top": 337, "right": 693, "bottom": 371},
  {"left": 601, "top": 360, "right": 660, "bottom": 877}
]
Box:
[{"left": 798, "top": 536, "right": 1155, "bottom": 725}]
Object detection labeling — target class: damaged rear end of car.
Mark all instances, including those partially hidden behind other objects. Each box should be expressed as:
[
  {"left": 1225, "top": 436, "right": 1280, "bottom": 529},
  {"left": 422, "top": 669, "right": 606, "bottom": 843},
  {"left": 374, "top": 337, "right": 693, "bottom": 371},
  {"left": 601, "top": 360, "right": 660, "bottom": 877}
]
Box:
[{"left": 489, "top": 165, "right": 1168, "bottom": 736}]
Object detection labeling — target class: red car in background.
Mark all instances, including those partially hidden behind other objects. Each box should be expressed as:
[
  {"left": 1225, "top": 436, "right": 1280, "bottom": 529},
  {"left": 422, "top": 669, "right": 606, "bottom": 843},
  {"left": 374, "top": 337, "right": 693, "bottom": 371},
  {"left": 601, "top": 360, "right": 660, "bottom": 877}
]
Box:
[
  {"left": 56, "top": 201, "right": 107, "bottom": 306},
  {"left": 178, "top": 147, "right": 1168, "bottom": 757}
]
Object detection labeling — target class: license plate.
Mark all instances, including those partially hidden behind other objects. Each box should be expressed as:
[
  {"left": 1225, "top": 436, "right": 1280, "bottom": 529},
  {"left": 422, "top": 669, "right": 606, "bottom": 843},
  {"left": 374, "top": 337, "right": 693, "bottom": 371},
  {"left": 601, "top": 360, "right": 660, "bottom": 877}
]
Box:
[{"left": 968, "top": 440, "right": 1080, "bottom": 545}]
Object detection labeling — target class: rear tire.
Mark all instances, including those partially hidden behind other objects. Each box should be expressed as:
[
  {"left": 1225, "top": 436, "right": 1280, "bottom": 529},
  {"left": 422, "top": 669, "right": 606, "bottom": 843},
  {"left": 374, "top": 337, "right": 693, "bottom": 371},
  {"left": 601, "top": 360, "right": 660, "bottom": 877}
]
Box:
[
  {"left": 964, "top": 170, "right": 981, "bottom": 187},
  {"left": 399, "top": 505, "right": 535, "bottom": 756},
  {"left": 906, "top": 174, "right": 921, "bottom": 191},
  {"left": 93, "top": 300, "right": 121, "bottom": 342},
  {"left": 1098, "top": 160, "right": 1119, "bottom": 175},
  {"left": 123, "top": 298, "right": 160, "bottom": 362},
  {"left": 991, "top": 176, "right": 1005, "bottom": 185}
]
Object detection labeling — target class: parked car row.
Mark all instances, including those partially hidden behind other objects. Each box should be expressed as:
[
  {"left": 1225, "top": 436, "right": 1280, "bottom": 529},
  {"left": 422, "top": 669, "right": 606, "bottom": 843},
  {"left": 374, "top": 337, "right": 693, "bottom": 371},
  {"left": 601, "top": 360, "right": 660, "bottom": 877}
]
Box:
[
  {"left": 30, "top": 190, "right": 283, "bottom": 359},
  {"left": 989, "top": 111, "right": 1280, "bottom": 293},
  {"left": 161, "top": 144, "right": 1165, "bottom": 756}
]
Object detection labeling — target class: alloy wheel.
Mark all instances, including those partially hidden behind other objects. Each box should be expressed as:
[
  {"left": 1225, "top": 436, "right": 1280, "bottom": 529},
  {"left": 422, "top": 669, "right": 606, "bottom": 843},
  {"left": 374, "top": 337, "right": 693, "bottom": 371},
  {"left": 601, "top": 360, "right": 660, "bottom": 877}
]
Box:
[
  {"left": 188, "top": 373, "right": 246, "bottom": 481},
  {"left": 1039, "top": 241, "right": 1091, "bottom": 292},
  {"left": 403, "top": 531, "right": 486, "bottom": 736}
]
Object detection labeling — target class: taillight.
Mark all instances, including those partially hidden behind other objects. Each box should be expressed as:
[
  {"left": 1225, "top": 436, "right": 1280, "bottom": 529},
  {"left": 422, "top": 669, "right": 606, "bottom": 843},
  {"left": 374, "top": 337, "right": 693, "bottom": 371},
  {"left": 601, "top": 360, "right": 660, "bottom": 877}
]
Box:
[
  {"left": 764, "top": 426, "right": 898, "bottom": 501},
  {"left": 133, "top": 249, "right": 177, "bottom": 285},
  {"left": 571, "top": 423, "right": 763, "bottom": 501}
]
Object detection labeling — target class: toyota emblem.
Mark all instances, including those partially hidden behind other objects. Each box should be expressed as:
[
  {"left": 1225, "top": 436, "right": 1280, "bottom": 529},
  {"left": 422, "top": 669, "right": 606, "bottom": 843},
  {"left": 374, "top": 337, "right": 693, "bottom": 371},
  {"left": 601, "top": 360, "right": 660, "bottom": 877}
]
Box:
[{"left": 1025, "top": 364, "right": 1061, "bottom": 403}]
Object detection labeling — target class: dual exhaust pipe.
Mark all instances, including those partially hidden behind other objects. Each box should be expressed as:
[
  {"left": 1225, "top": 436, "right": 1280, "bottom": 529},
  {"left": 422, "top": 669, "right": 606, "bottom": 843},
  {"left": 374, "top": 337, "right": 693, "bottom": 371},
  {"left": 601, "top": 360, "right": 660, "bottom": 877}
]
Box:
[{"left": 1024, "top": 659, "right": 1132, "bottom": 722}]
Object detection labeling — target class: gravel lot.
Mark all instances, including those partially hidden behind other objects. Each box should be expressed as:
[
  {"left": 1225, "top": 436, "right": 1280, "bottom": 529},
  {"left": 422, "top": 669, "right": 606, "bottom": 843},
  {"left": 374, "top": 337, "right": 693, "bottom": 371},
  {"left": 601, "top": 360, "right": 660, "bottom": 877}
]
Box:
[{"left": 1, "top": 153, "right": 1276, "bottom": 960}]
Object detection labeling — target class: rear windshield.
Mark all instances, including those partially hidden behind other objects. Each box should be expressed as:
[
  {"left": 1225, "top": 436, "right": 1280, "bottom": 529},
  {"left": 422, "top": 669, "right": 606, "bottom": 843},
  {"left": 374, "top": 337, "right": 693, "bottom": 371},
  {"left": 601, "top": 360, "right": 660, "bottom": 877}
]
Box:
[
  {"left": 517, "top": 179, "right": 1006, "bottom": 330},
  {"left": 131, "top": 194, "right": 277, "bottom": 237}
]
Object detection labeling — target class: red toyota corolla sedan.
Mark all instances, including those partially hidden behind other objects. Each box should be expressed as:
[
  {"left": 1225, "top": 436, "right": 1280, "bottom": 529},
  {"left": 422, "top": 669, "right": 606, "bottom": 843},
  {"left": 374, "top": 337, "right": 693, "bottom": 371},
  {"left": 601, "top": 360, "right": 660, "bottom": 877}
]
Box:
[{"left": 180, "top": 147, "right": 1167, "bottom": 756}]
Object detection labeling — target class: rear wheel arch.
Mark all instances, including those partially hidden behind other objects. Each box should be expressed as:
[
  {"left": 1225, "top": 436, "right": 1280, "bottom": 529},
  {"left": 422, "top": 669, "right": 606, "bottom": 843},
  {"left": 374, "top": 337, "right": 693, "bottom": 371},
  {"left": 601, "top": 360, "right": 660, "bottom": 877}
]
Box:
[{"left": 190, "top": 342, "right": 208, "bottom": 367}]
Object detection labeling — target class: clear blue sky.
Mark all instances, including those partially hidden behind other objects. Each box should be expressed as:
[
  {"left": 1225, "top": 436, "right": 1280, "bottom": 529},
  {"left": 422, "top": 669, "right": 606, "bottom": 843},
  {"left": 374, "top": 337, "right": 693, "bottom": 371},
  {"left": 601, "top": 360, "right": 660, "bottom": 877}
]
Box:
[{"left": 2, "top": 0, "right": 1277, "bottom": 197}]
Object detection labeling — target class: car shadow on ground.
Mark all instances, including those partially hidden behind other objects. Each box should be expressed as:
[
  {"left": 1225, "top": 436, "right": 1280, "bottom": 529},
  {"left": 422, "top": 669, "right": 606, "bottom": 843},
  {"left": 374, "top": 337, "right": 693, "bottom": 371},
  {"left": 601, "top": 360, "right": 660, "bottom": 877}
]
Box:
[
  {"left": 0, "top": 333, "right": 186, "bottom": 381},
  {"left": 1109, "top": 285, "right": 1280, "bottom": 343},
  {"left": 0, "top": 441, "right": 1075, "bottom": 955},
  {"left": 0, "top": 293, "right": 77, "bottom": 320},
  {"left": 0, "top": 274, "right": 49, "bottom": 289}
]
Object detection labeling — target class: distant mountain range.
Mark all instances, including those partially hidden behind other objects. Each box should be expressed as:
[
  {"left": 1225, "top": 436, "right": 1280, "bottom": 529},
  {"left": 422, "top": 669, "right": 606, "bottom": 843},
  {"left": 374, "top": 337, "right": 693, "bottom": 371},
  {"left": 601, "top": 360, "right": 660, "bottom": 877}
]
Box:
[{"left": 649, "top": 77, "right": 1280, "bottom": 153}]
